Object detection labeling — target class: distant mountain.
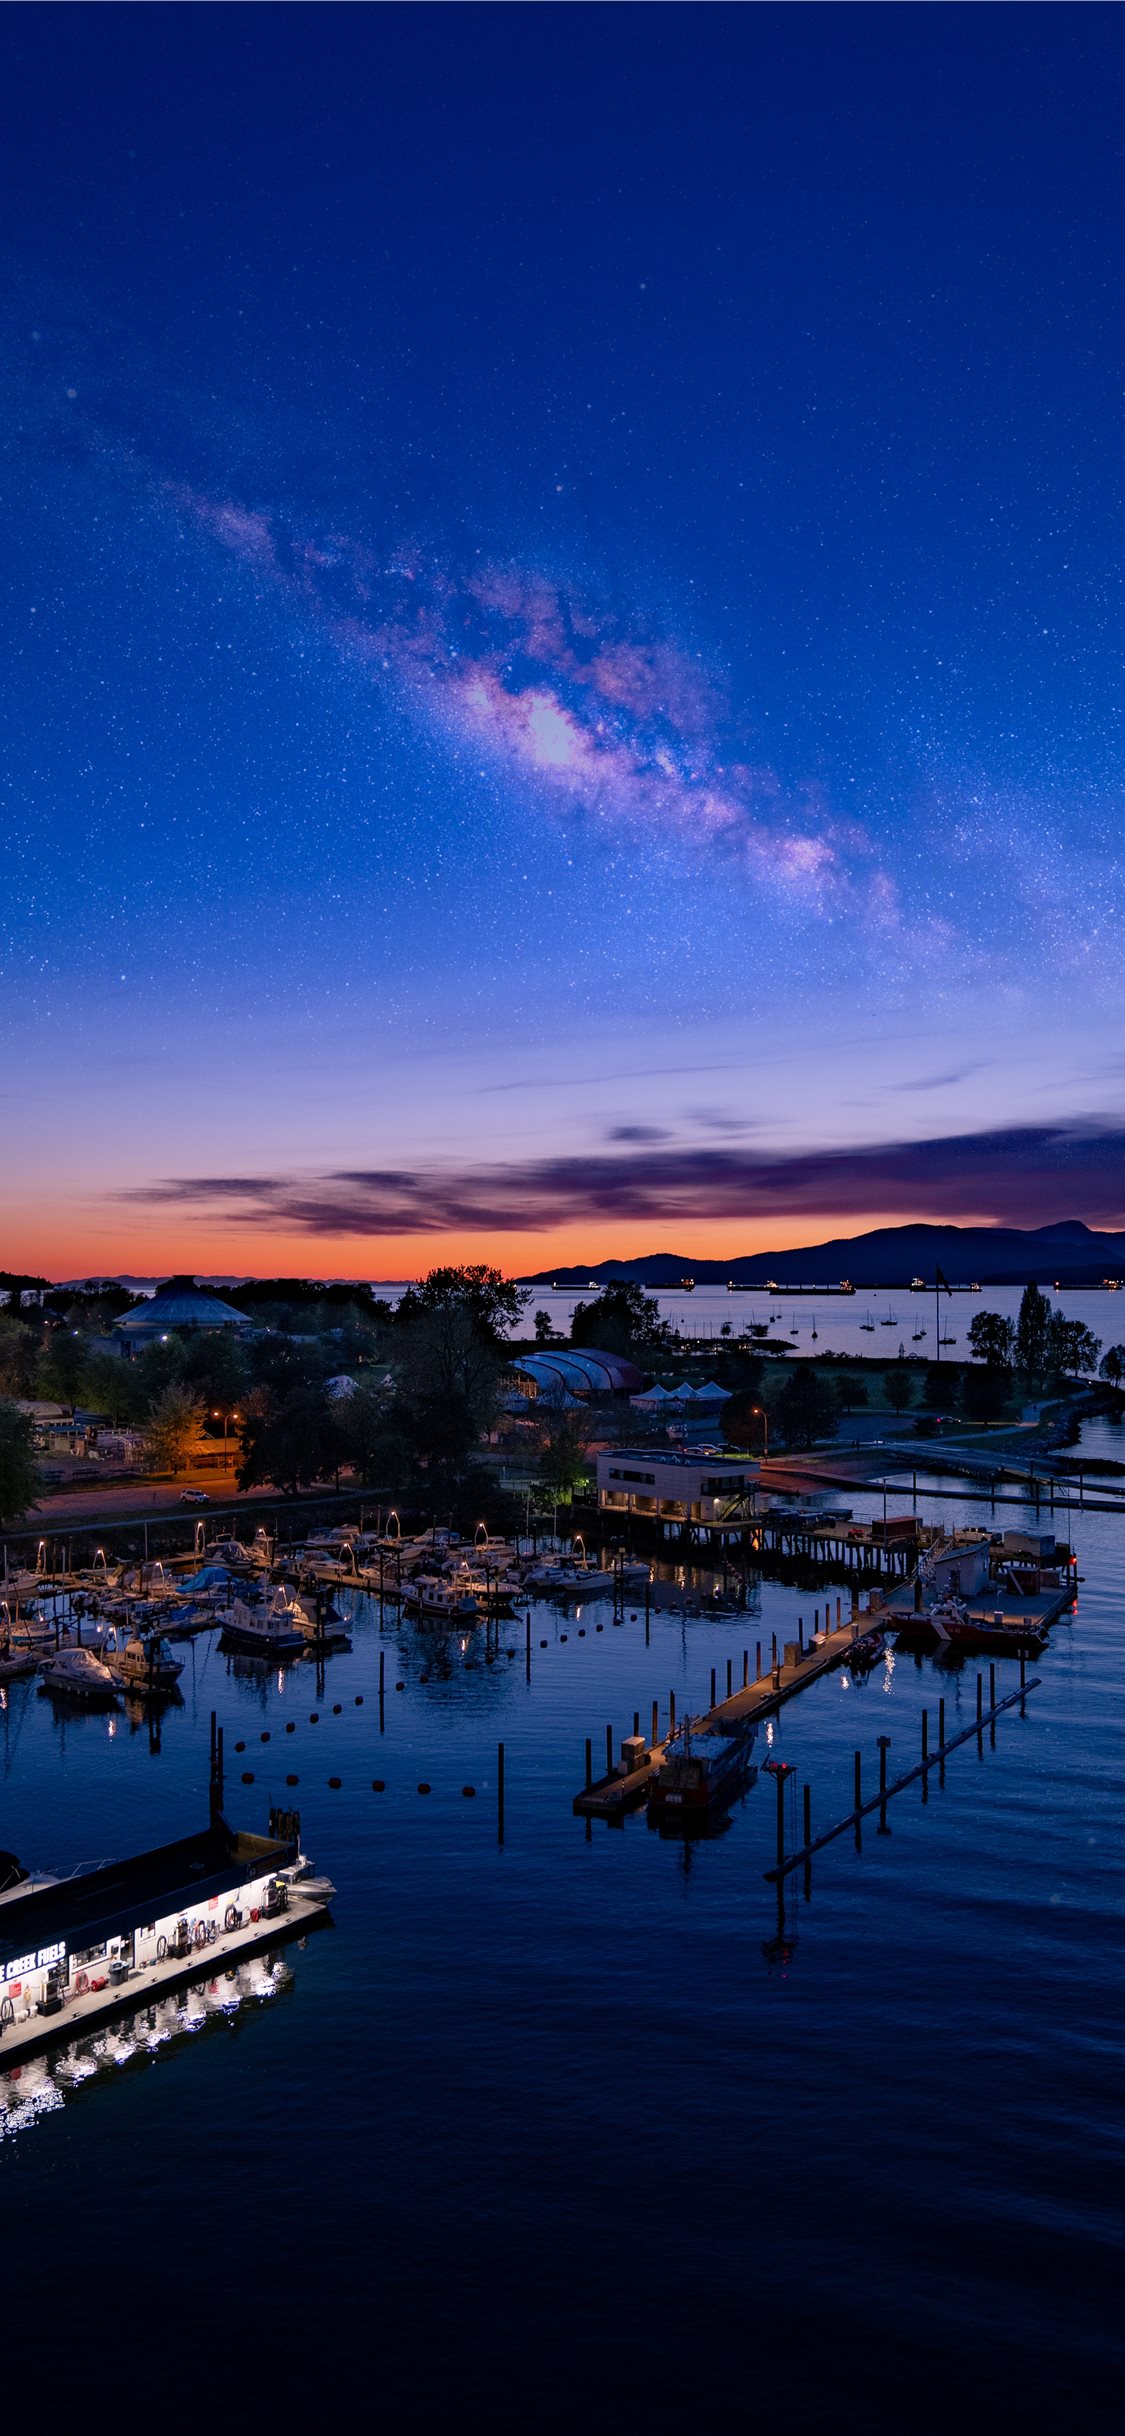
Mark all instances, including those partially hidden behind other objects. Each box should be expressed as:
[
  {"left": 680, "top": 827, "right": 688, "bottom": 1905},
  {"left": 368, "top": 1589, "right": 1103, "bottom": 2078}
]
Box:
[{"left": 519, "top": 1221, "right": 1125, "bottom": 1289}]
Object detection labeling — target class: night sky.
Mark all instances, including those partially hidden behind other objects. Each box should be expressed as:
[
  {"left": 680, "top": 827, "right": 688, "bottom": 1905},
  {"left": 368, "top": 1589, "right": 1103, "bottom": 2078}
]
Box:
[{"left": 5, "top": 5, "right": 1125, "bottom": 1277}]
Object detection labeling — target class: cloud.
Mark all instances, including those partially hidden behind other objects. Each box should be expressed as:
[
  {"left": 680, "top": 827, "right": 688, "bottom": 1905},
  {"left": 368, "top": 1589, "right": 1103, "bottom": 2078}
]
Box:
[
  {"left": 132, "top": 1120, "right": 1125, "bottom": 1238},
  {"left": 605, "top": 1124, "right": 671, "bottom": 1143}
]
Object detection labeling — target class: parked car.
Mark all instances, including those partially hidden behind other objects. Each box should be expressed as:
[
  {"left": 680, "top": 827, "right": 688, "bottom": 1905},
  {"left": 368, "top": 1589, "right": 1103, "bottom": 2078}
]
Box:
[{"left": 180, "top": 1488, "right": 211, "bottom": 1506}]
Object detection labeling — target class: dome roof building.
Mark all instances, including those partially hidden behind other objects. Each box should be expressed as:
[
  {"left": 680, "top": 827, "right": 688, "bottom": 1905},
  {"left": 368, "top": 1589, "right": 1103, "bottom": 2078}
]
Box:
[{"left": 116, "top": 1280, "right": 253, "bottom": 1344}]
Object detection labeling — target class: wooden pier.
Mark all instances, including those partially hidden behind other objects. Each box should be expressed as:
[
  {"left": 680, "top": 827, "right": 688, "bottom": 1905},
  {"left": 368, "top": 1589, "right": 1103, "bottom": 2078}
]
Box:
[{"left": 573, "top": 1612, "right": 866, "bottom": 1818}]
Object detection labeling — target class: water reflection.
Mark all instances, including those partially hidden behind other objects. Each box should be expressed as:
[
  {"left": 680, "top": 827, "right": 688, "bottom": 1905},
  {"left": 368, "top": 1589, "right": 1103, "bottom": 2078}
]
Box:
[{"left": 0, "top": 1943, "right": 298, "bottom": 2143}]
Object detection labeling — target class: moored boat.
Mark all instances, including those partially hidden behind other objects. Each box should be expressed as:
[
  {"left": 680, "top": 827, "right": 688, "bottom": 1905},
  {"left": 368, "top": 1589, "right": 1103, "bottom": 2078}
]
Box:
[
  {"left": 38, "top": 1646, "right": 120, "bottom": 1704},
  {"left": 648, "top": 1716, "right": 756, "bottom": 1821}
]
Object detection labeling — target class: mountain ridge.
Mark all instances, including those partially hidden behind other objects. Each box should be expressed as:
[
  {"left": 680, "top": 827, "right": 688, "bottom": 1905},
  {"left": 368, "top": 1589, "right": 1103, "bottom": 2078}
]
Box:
[{"left": 518, "top": 1220, "right": 1125, "bottom": 1289}]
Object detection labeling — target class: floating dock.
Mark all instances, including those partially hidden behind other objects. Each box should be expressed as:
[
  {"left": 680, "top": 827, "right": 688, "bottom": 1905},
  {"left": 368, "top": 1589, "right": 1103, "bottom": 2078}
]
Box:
[
  {"left": 573, "top": 1614, "right": 866, "bottom": 1818},
  {"left": 0, "top": 1807, "right": 332, "bottom": 2068}
]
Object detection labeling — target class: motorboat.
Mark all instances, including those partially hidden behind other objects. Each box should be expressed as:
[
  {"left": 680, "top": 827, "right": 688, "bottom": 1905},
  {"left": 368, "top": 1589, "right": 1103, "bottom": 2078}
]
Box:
[
  {"left": 444, "top": 1562, "right": 520, "bottom": 1610},
  {"left": 402, "top": 1573, "right": 480, "bottom": 1622},
  {"left": 38, "top": 1646, "right": 120, "bottom": 1703},
  {"left": 648, "top": 1716, "right": 756, "bottom": 1821},
  {"left": 0, "top": 1639, "right": 40, "bottom": 1682},
  {"left": 612, "top": 1558, "right": 653, "bottom": 1587},
  {"left": 102, "top": 1629, "right": 184, "bottom": 1691},
  {"left": 522, "top": 1558, "right": 615, "bottom": 1596},
  {"left": 218, "top": 1589, "right": 308, "bottom": 1658},
  {"left": 470, "top": 1530, "right": 518, "bottom": 1568}
]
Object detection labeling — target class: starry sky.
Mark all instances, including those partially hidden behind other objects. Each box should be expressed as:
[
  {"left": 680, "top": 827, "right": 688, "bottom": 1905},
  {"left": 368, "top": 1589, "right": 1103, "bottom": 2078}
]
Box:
[{"left": 5, "top": 4, "right": 1125, "bottom": 1279}]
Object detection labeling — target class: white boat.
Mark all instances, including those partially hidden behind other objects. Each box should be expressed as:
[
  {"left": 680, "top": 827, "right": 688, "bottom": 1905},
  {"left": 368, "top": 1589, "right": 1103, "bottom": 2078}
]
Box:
[
  {"left": 402, "top": 1573, "right": 480, "bottom": 1621},
  {"left": 102, "top": 1629, "right": 184, "bottom": 1691},
  {"left": 39, "top": 1646, "right": 120, "bottom": 1703},
  {"left": 522, "top": 1559, "right": 615, "bottom": 1596},
  {"left": 219, "top": 1589, "right": 308, "bottom": 1657}
]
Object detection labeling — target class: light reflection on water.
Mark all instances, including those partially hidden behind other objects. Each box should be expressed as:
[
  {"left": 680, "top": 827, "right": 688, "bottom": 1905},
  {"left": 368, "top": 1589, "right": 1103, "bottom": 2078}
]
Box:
[{"left": 1, "top": 1418, "right": 1125, "bottom": 2420}]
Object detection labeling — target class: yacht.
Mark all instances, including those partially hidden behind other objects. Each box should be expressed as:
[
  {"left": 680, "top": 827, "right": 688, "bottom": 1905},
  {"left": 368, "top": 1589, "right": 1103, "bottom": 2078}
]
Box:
[
  {"left": 402, "top": 1574, "right": 480, "bottom": 1622},
  {"left": 522, "top": 1557, "right": 614, "bottom": 1596},
  {"left": 219, "top": 1589, "right": 309, "bottom": 1658},
  {"left": 39, "top": 1646, "right": 120, "bottom": 1703},
  {"left": 101, "top": 1629, "right": 184, "bottom": 1692}
]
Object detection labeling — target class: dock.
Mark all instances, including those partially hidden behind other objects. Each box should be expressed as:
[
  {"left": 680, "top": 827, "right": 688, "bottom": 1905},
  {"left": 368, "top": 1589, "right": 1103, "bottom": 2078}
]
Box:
[
  {"left": 573, "top": 1614, "right": 866, "bottom": 1818},
  {"left": 0, "top": 1887, "right": 330, "bottom": 2069}
]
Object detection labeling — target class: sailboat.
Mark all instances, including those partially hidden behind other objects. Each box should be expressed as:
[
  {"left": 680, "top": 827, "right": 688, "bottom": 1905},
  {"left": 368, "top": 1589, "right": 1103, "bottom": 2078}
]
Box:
[
  {"left": 939, "top": 1330, "right": 957, "bottom": 1346},
  {"left": 860, "top": 1311, "right": 876, "bottom": 1332},
  {"left": 912, "top": 1325, "right": 927, "bottom": 1342},
  {"left": 880, "top": 1310, "right": 899, "bottom": 1326}
]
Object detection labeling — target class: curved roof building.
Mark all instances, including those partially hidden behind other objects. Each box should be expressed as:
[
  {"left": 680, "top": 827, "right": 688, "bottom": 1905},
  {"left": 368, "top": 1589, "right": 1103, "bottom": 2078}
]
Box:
[
  {"left": 508, "top": 1348, "right": 644, "bottom": 1398},
  {"left": 117, "top": 1281, "right": 253, "bottom": 1342}
]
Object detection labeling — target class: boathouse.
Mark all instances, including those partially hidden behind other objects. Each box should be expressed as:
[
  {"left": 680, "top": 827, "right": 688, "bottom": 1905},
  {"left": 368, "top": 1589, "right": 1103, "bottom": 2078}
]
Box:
[{"left": 596, "top": 1447, "right": 758, "bottom": 1528}]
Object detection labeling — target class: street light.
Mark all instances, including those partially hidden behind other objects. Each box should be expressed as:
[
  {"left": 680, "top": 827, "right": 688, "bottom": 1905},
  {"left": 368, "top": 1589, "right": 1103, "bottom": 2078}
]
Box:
[
  {"left": 212, "top": 1408, "right": 241, "bottom": 1461},
  {"left": 750, "top": 1404, "right": 769, "bottom": 1459}
]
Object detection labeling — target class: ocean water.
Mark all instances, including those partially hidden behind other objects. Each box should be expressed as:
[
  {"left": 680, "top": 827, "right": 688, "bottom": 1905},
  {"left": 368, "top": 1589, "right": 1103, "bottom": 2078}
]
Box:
[
  {"left": 3, "top": 1427, "right": 1125, "bottom": 2430},
  {"left": 520, "top": 1279, "right": 1125, "bottom": 1360}
]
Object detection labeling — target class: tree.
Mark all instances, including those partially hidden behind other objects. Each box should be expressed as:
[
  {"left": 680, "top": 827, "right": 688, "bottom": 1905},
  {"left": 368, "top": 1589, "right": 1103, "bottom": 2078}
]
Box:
[
  {"left": 395, "top": 1265, "right": 528, "bottom": 1351},
  {"left": 883, "top": 1368, "right": 915, "bottom": 1415},
  {"left": 83, "top": 1351, "right": 142, "bottom": 1425},
  {"left": 1044, "top": 1315, "right": 1101, "bottom": 1385},
  {"left": 773, "top": 1366, "right": 838, "bottom": 1450},
  {"left": 961, "top": 1363, "right": 1011, "bottom": 1424},
  {"left": 533, "top": 1308, "right": 557, "bottom": 1345},
  {"left": 723, "top": 1391, "right": 770, "bottom": 1450},
  {"left": 1099, "top": 1345, "right": 1125, "bottom": 1387},
  {"left": 0, "top": 1317, "right": 37, "bottom": 1399},
  {"left": 1016, "top": 1284, "right": 1051, "bottom": 1383},
  {"left": 37, "top": 1328, "right": 90, "bottom": 1409},
  {"left": 237, "top": 1383, "right": 338, "bottom": 1496},
  {"left": 967, "top": 1311, "right": 1016, "bottom": 1369},
  {"left": 570, "top": 1280, "right": 675, "bottom": 1361},
  {"left": 922, "top": 1361, "right": 959, "bottom": 1411},
  {"left": 143, "top": 1384, "right": 205, "bottom": 1475},
  {"left": 532, "top": 1391, "right": 595, "bottom": 1501},
  {"left": 0, "top": 1401, "right": 40, "bottom": 1526},
  {"left": 836, "top": 1374, "right": 869, "bottom": 1418}
]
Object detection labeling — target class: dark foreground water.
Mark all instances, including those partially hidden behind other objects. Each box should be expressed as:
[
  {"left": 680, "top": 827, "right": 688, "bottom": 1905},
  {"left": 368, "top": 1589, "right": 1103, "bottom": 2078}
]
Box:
[{"left": 4, "top": 1436, "right": 1125, "bottom": 2433}]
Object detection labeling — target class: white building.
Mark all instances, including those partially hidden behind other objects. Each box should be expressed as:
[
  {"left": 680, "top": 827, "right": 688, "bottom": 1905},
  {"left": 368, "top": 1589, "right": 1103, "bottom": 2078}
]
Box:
[{"left": 597, "top": 1446, "right": 758, "bottom": 1529}]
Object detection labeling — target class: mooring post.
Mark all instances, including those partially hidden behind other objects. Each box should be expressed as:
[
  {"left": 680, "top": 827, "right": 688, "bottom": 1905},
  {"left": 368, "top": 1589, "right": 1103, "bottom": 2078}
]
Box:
[
  {"left": 877, "top": 1733, "right": 891, "bottom": 1832},
  {"left": 670, "top": 1689, "right": 676, "bottom": 1731},
  {"left": 710, "top": 1667, "right": 716, "bottom": 1709},
  {"left": 606, "top": 1723, "right": 613, "bottom": 1776},
  {"left": 743, "top": 1649, "right": 749, "bottom": 1687},
  {"left": 585, "top": 1736, "right": 592, "bottom": 1790},
  {"left": 775, "top": 1767, "right": 787, "bottom": 1867},
  {"left": 651, "top": 1698, "right": 658, "bottom": 1748},
  {"left": 756, "top": 1641, "right": 762, "bottom": 1679},
  {"left": 989, "top": 1662, "right": 997, "bottom": 1745},
  {"left": 727, "top": 1658, "right": 733, "bottom": 1699},
  {"left": 803, "top": 1782, "right": 811, "bottom": 1848},
  {"left": 976, "top": 1672, "right": 984, "bottom": 1742},
  {"left": 379, "top": 1648, "right": 385, "bottom": 1697}
]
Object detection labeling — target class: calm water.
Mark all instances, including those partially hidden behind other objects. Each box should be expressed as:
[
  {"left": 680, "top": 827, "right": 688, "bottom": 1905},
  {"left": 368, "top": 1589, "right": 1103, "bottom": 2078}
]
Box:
[
  {"left": 4, "top": 1426, "right": 1125, "bottom": 2429},
  {"left": 521, "top": 1279, "right": 1125, "bottom": 1359}
]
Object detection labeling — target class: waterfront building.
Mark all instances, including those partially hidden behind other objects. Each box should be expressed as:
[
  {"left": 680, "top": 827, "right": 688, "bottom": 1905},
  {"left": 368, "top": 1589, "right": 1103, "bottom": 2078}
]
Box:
[{"left": 596, "top": 1446, "right": 758, "bottom": 1527}]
